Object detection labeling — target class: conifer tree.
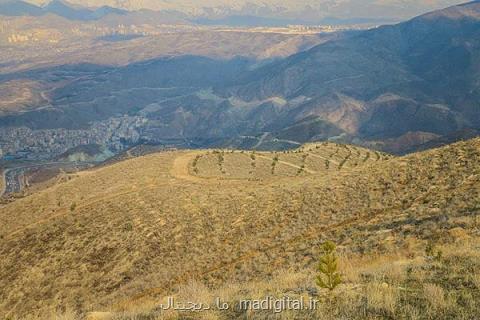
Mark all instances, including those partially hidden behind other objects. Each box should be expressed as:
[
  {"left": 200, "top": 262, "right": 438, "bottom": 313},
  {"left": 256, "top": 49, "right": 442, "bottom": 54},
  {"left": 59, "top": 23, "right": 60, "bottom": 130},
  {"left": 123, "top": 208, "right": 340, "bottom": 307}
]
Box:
[{"left": 316, "top": 241, "right": 342, "bottom": 291}]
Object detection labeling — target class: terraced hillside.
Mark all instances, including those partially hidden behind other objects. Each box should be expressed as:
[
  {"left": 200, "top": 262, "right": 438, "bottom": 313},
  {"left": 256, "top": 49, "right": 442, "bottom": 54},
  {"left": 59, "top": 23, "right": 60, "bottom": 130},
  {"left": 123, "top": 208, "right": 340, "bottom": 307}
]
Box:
[
  {"left": 0, "top": 140, "right": 479, "bottom": 319},
  {"left": 191, "top": 144, "right": 390, "bottom": 180}
]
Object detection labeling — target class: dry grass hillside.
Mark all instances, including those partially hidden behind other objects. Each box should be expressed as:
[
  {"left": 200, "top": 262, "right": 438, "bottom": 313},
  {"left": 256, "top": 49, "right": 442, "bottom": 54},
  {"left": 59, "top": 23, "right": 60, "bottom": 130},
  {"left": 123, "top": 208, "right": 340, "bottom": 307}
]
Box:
[{"left": 0, "top": 139, "right": 479, "bottom": 319}]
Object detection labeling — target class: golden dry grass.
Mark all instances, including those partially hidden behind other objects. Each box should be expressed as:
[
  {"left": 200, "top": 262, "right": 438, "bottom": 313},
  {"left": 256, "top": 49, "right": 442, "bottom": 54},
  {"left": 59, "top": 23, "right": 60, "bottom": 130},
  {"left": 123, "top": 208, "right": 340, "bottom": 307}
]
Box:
[
  {"left": 0, "top": 140, "right": 479, "bottom": 319},
  {"left": 92, "top": 239, "right": 480, "bottom": 320}
]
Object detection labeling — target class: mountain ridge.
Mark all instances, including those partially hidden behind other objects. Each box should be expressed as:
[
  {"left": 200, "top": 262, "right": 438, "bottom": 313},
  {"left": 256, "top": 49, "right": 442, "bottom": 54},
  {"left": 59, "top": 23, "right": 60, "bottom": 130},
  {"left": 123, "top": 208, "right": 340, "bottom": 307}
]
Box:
[
  {"left": 0, "top": 0, "right": 128, "bottom": 20},
  {"left": 2, "top": 0, "right": 465, "bottom": 24}
]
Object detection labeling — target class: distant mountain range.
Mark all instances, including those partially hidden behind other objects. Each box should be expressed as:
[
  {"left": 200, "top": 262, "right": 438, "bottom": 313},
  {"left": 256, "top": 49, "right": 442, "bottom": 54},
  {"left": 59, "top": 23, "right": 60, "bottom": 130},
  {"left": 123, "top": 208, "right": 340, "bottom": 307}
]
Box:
[
  {"left": 0, "top": 0, "right": 464, "bottom": 25},
  {"left": 0, "top": 0, "right": 127, "bottom": 20}
]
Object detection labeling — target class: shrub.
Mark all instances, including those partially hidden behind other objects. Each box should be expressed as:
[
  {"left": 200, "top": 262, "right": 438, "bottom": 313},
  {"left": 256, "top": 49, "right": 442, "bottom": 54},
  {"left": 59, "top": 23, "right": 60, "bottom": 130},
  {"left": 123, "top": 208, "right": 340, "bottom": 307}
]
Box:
[
  {"left": 423, "top": 283, "right": 449, "bottom": 312},
  {"left": 366, "top": 282, "right": 398, "bottom": 315},
  {"left": 425, "top": 241, "right": 443, "bottom": 261}
]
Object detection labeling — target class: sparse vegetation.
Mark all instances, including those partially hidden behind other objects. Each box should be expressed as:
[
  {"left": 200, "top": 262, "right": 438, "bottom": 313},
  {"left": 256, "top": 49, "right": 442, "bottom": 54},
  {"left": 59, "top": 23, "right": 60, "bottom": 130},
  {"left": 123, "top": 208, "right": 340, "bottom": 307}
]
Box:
[
  {"left": 271, "top": 155, "right": 279, "bottom": 174},
  {"left": 1, "top": 139, "right": 479, "bottom": 319},
  {"left": 215, "top": 151, "right": 226, "bottom": 174},
  {"left": 363, "top": 152, "right": 371, "bottom": 163},
  {"left": 192, "top": 155, "right": 201, "bottom": 175}
]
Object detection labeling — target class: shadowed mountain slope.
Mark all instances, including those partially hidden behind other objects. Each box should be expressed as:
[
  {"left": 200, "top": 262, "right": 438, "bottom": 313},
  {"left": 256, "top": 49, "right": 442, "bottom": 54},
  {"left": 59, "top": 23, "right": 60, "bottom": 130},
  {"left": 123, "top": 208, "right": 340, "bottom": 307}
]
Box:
[{"left": 214, "top": 1, "right": 480, "bottom": 150}]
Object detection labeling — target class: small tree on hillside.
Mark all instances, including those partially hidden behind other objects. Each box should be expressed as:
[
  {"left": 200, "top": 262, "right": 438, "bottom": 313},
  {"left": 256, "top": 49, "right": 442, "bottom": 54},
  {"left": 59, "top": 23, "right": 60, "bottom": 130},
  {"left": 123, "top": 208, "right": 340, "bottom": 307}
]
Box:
[{"left": 316, "top": 241, "right": 342, "bottom": 292}]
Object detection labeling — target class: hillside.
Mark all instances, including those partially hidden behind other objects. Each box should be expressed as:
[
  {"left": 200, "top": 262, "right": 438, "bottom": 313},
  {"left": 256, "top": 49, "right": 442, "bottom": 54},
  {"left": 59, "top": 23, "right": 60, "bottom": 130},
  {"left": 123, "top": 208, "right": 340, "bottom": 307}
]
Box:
[{"left": 0, "top": 139, "right": 479, "bottom": 318}]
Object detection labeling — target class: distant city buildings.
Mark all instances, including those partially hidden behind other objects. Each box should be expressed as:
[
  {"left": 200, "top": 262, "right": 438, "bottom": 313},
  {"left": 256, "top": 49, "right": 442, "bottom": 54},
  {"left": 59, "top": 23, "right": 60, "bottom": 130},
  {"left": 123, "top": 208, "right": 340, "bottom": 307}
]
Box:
[{"left": 0, "top": 116, "right": 147, "bottom": 161}]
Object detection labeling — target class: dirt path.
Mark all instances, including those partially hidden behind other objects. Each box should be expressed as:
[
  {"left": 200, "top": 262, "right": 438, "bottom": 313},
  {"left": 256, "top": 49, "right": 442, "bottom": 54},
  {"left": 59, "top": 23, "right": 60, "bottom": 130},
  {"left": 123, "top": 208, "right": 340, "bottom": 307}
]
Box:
[
  {"left": 252, "top": 132, "right": 270, "bottom": 149},
  {"left": 170, "top": 151, "right": 207, "bottom": 183},
  {"left": 307, "top": 152, "right": 340, "bottom": 166},
  {"left": 257, "top": 155, "right": 317, "bottom": 174}
]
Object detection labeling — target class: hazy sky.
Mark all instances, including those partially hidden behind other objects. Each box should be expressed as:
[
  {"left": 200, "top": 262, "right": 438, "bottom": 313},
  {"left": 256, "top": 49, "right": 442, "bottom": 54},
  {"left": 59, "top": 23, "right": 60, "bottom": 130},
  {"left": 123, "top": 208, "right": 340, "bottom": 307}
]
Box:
[{"left": 26, "top": 0, "right": 465, "bottom": 20}]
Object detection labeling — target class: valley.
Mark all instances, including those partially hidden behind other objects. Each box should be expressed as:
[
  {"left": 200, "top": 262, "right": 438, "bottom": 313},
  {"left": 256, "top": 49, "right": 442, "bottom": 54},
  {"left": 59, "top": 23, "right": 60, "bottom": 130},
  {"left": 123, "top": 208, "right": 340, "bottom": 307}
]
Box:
[{"left": 1, "top": 1, "right": 480, "bottom": 163}]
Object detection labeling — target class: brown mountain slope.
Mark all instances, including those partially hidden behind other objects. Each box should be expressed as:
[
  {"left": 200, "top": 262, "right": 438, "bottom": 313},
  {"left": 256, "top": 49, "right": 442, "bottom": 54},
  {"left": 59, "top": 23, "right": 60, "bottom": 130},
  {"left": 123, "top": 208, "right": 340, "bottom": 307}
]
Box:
[{"left": 0, "top": 139, "right": 479, "bottom": 318}]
